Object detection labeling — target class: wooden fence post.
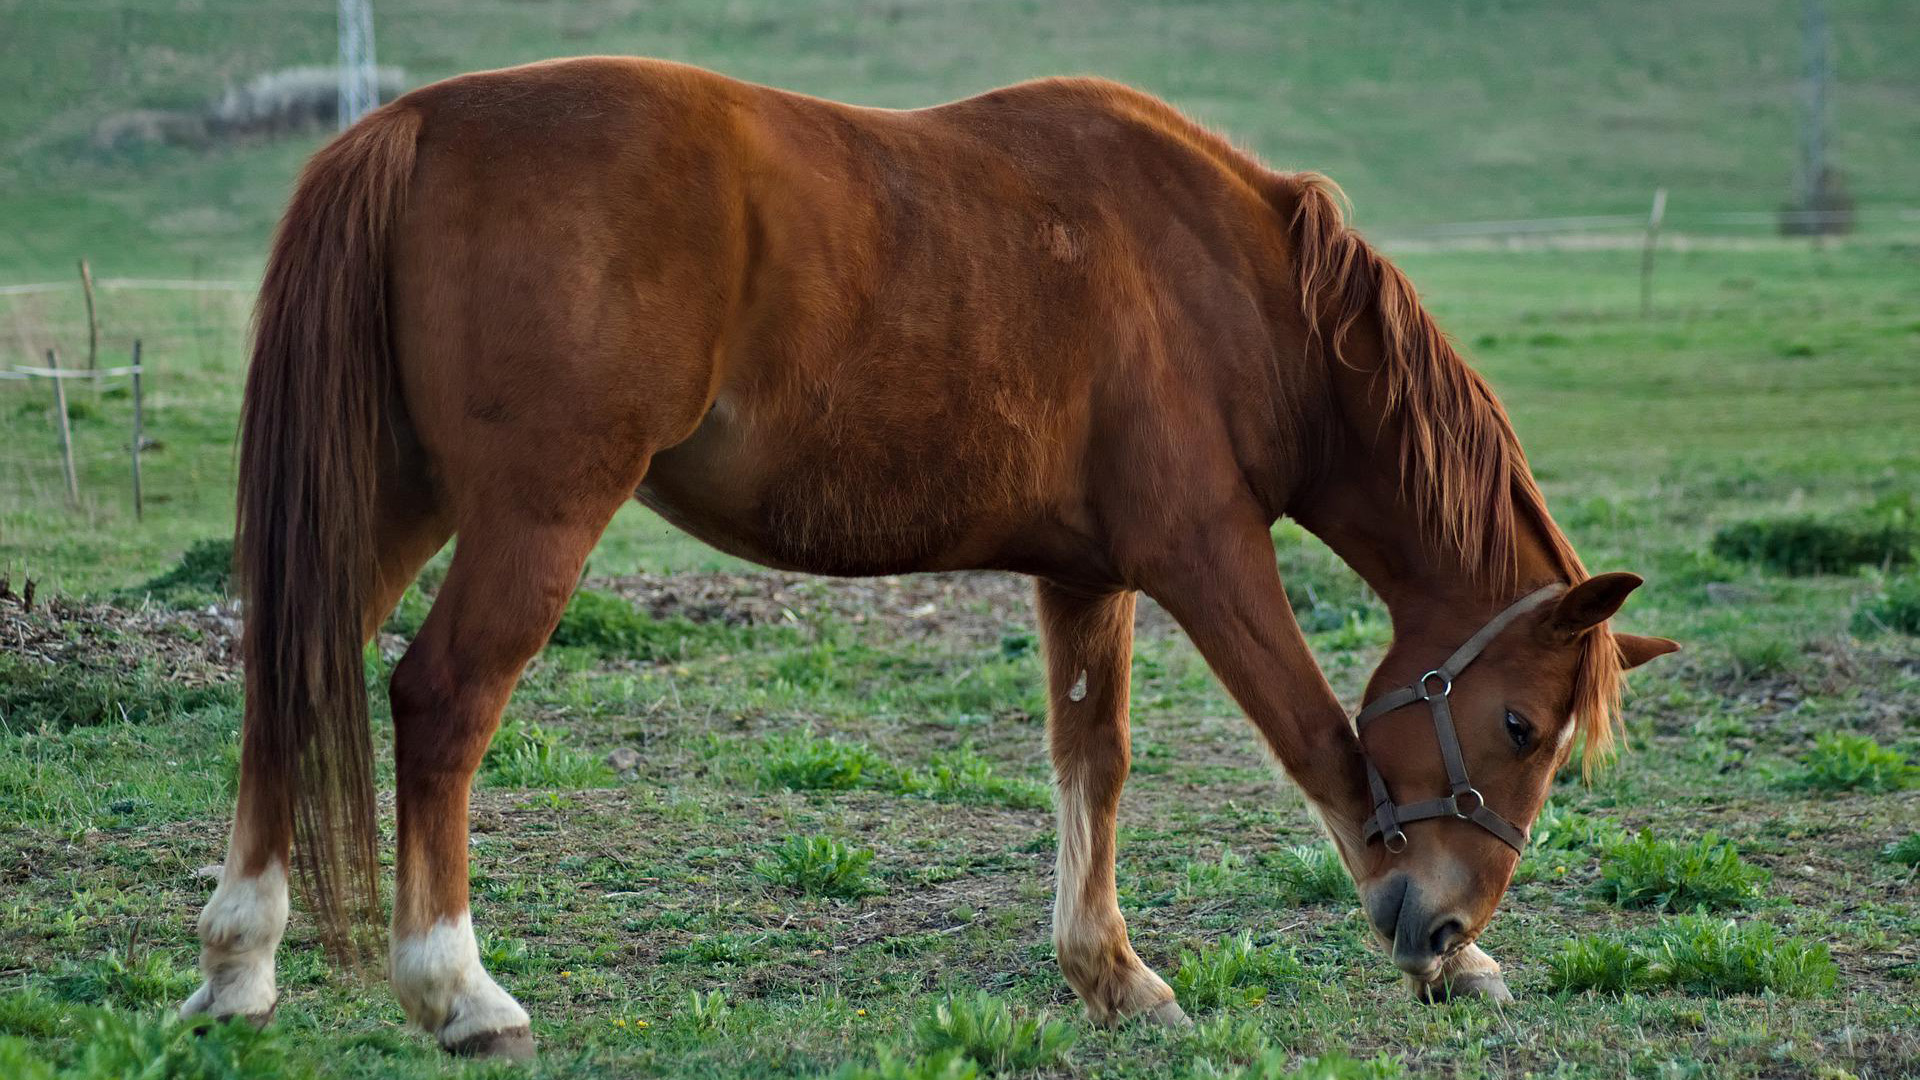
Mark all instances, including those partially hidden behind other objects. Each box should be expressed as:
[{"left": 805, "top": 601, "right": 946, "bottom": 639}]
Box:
[
  {"left": 79, "top": 257, "right": 100, "bottom": 381},
  {"left": 130, "top": 339, "right": 145, "bottom": 521},
  {"left": 46, "top": 348, "right": 79, "bottom": 506},
  {"left": 1640, "top": 187, "right": 1668, "bottom": 319}
]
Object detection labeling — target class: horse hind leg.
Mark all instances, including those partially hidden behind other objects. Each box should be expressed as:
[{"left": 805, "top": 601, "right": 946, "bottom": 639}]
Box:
[
  {"left": 184, "top": 460, "right": 450, "bottom": 1026},
  {"left": 384, "top": 469, "right": 639, "bottom": 1059}
]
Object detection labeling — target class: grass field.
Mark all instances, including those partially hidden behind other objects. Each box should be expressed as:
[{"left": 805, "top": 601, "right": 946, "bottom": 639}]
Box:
[{"left": 3, "top": 1, "right": 1920, "bottom": 1078}]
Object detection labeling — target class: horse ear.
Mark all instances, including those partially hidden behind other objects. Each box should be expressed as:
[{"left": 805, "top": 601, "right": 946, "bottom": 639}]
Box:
[
  {"left": 1549, "top": 572, "right": 1644, "bottom": 636},
  {"left": 1616, "top": 633, "right": 1681, "bottom": 669}
]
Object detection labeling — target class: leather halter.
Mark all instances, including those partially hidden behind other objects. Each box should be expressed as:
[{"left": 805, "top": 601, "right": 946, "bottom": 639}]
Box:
[{"left": 1355, "top": 584, "right": 1564, "bottom": 855}]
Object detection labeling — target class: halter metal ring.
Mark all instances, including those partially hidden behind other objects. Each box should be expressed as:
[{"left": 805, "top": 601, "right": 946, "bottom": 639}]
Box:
[
  {"left": 1449, "top": 787, "right": 1485, "bottom": 819},
  {"left": 1417, "top": 670, "right": 1451, "bottom": 700},
  {"left": 1383, "top": 829, "right": 1408, "bottom": 853}
]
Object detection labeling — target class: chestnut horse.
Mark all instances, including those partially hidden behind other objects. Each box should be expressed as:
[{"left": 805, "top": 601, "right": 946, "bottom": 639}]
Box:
[{"left": 183, "top": 57, "right": 1677, "bottom": 1058}]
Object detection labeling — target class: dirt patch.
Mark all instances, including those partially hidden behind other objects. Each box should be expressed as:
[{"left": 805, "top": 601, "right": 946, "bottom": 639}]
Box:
[
  {"left": 0, "top": 593, "right": 241, "bottom": 688},
  {"left": 595, "top": 570, "right": 1181, "bottom": 648}
]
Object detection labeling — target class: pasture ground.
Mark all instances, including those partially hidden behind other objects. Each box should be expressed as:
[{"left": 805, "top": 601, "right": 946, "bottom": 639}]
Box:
[{"left": 1, "top": 237, "right": 1916, "bottom": 1079}]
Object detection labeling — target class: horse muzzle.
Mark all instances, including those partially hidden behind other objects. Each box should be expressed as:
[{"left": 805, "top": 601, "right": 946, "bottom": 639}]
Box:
[{"left": 1365, "top": 872, "right": 1468, "bottom": 979}]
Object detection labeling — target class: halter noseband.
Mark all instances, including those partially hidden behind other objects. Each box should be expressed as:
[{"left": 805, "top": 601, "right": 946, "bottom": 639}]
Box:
[{"left": 1355, "top": 584, "right": 1564, "bottom": 855}]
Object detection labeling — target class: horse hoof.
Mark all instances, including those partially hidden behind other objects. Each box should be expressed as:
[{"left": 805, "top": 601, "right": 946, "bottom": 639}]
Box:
[
  {"left": 444, "top": 1025, "right": 536, "bottom": 1062},
  {"left": 1416, "top": 971, "right": 1513, "bottom": 1004},
  {"left": 181, "top": 990, "right": 278, "bottom": 1030},
  {"left": 1143, "top": 999, "right": 1191, "bottom": 1027}
]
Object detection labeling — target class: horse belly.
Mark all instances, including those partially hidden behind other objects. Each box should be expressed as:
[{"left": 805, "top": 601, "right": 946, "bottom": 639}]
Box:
[{"left": 636, "top": 386, "right": 1060, "bottom": 577}]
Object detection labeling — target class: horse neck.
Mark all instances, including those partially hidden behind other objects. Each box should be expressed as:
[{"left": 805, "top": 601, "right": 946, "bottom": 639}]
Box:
[{"left": 1289, "top": 437, "right": 1564, "bottom": 648}]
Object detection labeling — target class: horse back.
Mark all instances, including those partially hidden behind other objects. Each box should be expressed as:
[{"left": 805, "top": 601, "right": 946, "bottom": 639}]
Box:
[{"left": 388, "top": 58, "right": 1302, "bottom": 581}]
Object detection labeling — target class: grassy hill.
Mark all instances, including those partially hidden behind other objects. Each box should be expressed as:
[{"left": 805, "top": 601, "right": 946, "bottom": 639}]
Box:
[{"left": 2, "top": 0, "right": 1918, "bottom": 278}]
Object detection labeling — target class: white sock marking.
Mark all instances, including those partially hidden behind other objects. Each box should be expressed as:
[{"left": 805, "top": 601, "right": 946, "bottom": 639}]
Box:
[
  {"left": 390, "top": 911, "right": 529, "bottom": 1045},
  {"left": 183, "top": 860, "right": 287, "bottom": 1019}
]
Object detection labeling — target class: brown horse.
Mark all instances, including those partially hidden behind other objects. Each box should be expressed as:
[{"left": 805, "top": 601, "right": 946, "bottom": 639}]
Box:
[{"left": 182, "top": 57, "right": 1677, "bottom": 1058}]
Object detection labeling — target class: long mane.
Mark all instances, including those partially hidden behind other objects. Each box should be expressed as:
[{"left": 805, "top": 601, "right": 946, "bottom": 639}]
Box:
[{"left": 1283, "top": 173, "right": 1623, "bottom": 764}]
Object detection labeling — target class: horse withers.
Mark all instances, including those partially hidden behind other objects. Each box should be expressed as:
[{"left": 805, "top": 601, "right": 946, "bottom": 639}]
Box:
[{"left": 182, "top": 57, "right": 1677, "bottom": 1058}]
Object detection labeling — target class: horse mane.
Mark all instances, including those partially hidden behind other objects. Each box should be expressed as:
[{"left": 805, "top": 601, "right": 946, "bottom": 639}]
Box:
[{"left": 1282, "top": 173, "right": 1623, "bottom": 765}]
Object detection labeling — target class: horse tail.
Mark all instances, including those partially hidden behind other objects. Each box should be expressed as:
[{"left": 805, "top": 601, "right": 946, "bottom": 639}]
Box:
[{"left": 235, "top": 104, "right": 422, "bottom": 964}]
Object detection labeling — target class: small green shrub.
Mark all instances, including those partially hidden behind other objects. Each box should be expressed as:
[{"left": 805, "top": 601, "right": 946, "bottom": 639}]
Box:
[
  {"left": 550, "top": 588, "right": 753, "bottom": 661},
  {"left": 128, "top": 538, "right": 233, "bottom": 606},
  {"left": 0, "top": 1008, "right": 314, "bottom": 1080},
  {"left": 1545, "top": 935, "right": 1651, "bottom": 994},
  {"left": 912, "top": 991, "right": 1075, "bottom": 1071},
  {"left": 760, "top": 731, "right": 892, "bottom": 792},
  {"left": 1723, "top": 631, "right": 1800, "bottom": 680},
  {"left": 1170, "top": 931, "right": 1307, "bottom": 1011},
  {"left": 1179, "top": 847, "right": 1251, "bottom": 899},
  {"left": 1882, "top": 832, "right": 1920, "bottom": 867},
  {"left": 1710, "top": 498, "right": 1917, "bottom": 576},
  {"left": 827, "top": 1048, "right": 981, "bottom": 1080},
  {"left": 1786, "top": 732, "right": 1917, "bottom": 793},
  {"left": 1597, "top": 831, "right": 1769, "bottom": 912},
  {"left": 1265, "top": 844, "right": 1355, "bottom": 906},
  {"left": 0, "top": 655, "right": 238, "bottom": 735},
  {"left": 48, "top": 949, "right": 195, "bottom": 1007},
  {"left": 683, "top": 989, "right": 732, "bottom": 1032},
  {"left": 1545, "top": 918, "right": 1836, "bottom": 997},
  {"left": 897, "top": 743, "right": 1049, "bottom": 810},
  {"left": 1529, "top": 804, "right": 1628, "bottom": 853},
  {"left": 481, "top": 719, "right": 609, "bottom": 789},
  {"left": 757, "top": 834, "right": 877, "bottom": 898},
  {"left": 1652, "top": 916, "right": 1837, "bottom": 996},
  {"left": 1853, "top": 575, "right": 1920, "bottom": 635}
]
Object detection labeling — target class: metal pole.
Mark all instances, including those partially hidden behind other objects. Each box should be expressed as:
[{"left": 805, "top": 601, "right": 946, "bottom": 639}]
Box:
[
  {"left": 338, "top": 0, "right": 378, "bottom": 129},
  {"left": 1795, "top": 0, "right": 1831, "bottom": 220},
  {"left": 46, "top": 348, "right": 79, "bottom": 507},
  {"left": 130, "top": 339, "right": 145, "bottom": 521}
]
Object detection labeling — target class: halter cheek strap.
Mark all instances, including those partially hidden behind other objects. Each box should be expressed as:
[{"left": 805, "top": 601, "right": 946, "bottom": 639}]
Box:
[{"left": 1354, "top": 584, "right": 1565, "bottom": 855}]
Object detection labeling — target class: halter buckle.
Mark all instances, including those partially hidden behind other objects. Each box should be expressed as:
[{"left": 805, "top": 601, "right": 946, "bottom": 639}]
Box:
[
  {"left": 1448, "top": 787, "right": 1485, "bottom": 819},
  {"left": 1416, "top": 670, "right": 1451, "bottom": 700}
]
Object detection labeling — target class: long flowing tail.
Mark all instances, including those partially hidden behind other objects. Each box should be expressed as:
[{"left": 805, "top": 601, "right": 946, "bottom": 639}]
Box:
[{"left": 235, "top": 104, "right": 421, "bottom": 963}]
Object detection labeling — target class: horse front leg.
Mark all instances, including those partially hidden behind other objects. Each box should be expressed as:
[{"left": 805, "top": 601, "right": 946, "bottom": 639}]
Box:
[{"left": 1036, "top": 581, "right": 1188, "bottom": 1027}]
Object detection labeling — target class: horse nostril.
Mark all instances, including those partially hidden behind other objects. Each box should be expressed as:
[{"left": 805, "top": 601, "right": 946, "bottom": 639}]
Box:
[{"left": 1430, "top": 918, "right": 1465, "bottom": 957}]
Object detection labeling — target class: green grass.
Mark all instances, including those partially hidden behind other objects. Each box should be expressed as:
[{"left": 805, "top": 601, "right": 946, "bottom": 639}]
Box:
[
  {"left": 755, "top": 834, "right": 878, "bottom": 899},
  {"left": 1547, "top": 918, "right": 1838, "bottom": 997},
  {"left": 0, "top": 1006, "right": 317, "bottom": 1080},
  {"left": 1710, "top": 498, "right": 1918, "bottom": 575},
  {"left": 758, "top": 731, "right": 893, "bottom": 793},
  {"left": 1784, "top": 732, "right": 1917, "bottom": 793},
  {"left": 123, "top": 537, "right": 231, "bottom": 607},
  {"left": 896, "top": 744, "right": 1051, "bottom": 811},
  {"left": 549, "top": 588, "right": 773, "bottom": 662},
  {"left": 911, "top": 991, "right": 1075, "bottom": 1073},
  {"left": 1222, "top": 1051, "right": 1408, "bottom": 1080},
  {"left": 479, "top": 719, "right": 610, "bottom": 790},
  {"left": 1169, "top": 932, "right": 1310, "bottom": 1012},
  {"left": 1264, "top": 845, "right": 1356, "bottom": 907},
  {"left": 1853, "top": 573, "right": 1920, "bottom": 635},
  {"left": 1596, "top": 832, "right": 1771, "bottom": 913}
]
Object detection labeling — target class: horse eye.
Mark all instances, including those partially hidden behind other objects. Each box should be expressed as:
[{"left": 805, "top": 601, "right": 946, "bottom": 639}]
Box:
[{"left": 1504, "top": 710, "right": 1534, "bottom": 751}]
